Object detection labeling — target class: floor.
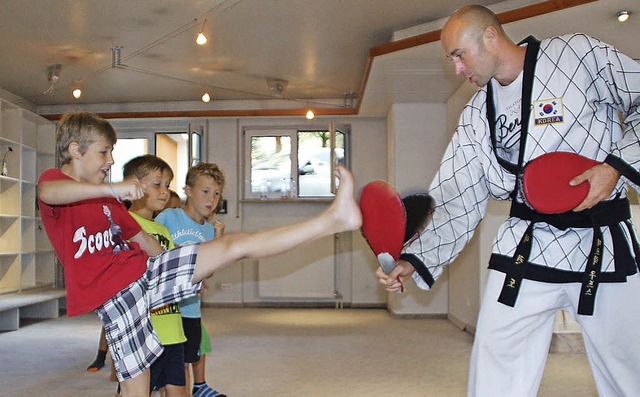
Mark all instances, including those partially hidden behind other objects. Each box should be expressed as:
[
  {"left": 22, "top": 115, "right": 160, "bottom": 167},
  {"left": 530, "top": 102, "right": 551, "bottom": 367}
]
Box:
[{"left": 0, "top": 307, "right": 597, "bottom": 396}]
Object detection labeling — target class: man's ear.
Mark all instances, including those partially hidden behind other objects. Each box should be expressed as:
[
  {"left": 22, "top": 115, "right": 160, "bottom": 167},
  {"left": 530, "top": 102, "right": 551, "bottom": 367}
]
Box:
[
  {"left": 483, "top": 25, "right": 499, "bottom": 45},
  {"left": 68, "top": 142, "right": 82, "bottom": 159}
]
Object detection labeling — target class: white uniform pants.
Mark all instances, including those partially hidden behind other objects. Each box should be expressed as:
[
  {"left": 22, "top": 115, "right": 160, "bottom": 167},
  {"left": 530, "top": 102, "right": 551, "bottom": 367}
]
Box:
[{"left": 468, "top": 270, "right": 640, "bottom": 397}]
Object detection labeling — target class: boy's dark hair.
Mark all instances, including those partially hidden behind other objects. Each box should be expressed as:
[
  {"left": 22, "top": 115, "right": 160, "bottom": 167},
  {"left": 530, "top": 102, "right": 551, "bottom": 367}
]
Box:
[
  {"left": 56, "top": 112, "right": 117, "bottom": 166},
  {"left": 123, "top": 154, "right": 174, "bottom": 181}
]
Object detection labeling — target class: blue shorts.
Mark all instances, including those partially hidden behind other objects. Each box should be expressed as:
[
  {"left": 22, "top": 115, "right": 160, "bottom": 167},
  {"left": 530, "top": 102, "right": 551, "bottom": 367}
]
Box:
[
  {"left": 96, "top": 245, "right": 201, "bottom": 381},
  {"left": 150, "top": 344, "right": 186, "bottom": 389}
]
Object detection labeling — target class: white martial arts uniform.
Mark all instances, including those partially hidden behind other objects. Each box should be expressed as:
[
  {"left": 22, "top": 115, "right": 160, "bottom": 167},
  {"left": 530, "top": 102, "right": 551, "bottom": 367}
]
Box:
[{"left": 403, "top": 34, "right": 640, "bottom": 396}]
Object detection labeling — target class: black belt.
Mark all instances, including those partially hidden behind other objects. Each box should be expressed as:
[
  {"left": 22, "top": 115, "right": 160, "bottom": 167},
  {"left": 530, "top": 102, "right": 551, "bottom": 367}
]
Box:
[{"left": 499, "top": 198, "right": 632, "bottom": 315}]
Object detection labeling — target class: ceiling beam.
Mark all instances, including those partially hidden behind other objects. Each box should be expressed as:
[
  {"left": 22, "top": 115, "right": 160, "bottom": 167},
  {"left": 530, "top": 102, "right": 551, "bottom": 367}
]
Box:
[{"left": 41, "top": 107, "right": 357, "bottom": 121}]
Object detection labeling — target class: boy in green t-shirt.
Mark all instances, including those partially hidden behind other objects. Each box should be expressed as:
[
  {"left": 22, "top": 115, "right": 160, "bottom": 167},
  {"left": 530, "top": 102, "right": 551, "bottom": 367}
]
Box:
[{"left": 123, "top": 155, "right": 186, "bottom": 397}]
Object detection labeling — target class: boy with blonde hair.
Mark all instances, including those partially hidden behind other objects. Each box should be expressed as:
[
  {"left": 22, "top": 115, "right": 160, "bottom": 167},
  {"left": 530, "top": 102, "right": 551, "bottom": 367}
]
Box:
[
  {"left": 156, "top": 162, "right": 226, "bottom": 397},
  {"left": 37, "top": 111, "right": 361, "bottom": 397}
]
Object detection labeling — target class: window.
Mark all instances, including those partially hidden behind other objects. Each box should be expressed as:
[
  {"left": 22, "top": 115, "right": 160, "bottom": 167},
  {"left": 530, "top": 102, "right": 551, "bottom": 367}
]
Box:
[
  {"left": 107, "top": 123, "right": 202, "bottom": 200},
  {"left": 110, "top": 138, "right": 148, "bottom": 183},
  {"left": 245, "top": 126, "right": 348, "bottom": 199}
]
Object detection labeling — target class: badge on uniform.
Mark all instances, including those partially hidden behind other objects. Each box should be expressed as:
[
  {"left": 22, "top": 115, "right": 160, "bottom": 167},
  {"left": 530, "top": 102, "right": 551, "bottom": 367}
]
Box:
[{"left": 533, "top": 97, "right": 564, "bottom": 125}]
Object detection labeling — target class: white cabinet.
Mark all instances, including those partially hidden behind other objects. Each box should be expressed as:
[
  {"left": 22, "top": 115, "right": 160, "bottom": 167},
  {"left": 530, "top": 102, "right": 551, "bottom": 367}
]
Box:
[{"left": 0, "top": 99, "right": 64, "bottom": 330}]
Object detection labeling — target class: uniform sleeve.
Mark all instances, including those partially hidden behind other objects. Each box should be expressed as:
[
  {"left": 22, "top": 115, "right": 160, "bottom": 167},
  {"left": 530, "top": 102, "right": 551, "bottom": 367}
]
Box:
[
  {"left": 403, "top": 96, "right": 492, "bottom": 290},
  {"left": 582, "top": 37, "right": 640, "bottom": 186}
]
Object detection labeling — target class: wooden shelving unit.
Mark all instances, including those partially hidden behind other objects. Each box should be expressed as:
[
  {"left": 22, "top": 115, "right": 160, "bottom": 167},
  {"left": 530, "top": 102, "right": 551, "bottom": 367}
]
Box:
[{"left": 0, "top": 99, "right": 64, "bottom": 331}]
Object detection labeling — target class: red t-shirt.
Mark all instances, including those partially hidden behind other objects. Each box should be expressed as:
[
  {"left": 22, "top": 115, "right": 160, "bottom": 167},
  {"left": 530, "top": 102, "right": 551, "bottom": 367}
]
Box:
[{"left": 38, "top": 168, "right": 149, "bottom": 316}]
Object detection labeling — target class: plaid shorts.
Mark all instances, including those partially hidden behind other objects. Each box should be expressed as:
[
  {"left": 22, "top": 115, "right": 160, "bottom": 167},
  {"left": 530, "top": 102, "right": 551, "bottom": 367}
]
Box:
[{"left": 95, "top": 244, "right": 201, "bottom": 382}]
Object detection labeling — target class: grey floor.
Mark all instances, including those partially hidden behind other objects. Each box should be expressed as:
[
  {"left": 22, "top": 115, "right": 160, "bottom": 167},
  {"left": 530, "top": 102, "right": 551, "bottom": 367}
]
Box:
[{"left": 0, "top": 307, "right": 597, "bottom": 396}]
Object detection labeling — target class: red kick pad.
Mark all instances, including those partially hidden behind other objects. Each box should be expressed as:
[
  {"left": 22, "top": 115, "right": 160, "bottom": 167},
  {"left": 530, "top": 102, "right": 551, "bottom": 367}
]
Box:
[
  {"left": 359, "top": 180, "right": 406, "bottom": 274},
  {"left": 523, "top": 152, "right": 600, "bottom": 214}
]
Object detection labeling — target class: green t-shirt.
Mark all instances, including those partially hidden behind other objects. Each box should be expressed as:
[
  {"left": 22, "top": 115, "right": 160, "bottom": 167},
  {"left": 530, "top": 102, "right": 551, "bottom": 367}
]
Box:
[{"left": 130, "top": 212, "right": 186, "bottom": 345}]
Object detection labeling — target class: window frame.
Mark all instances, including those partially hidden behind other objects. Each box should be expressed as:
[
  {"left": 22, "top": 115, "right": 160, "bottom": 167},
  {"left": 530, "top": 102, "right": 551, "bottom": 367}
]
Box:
[{"left": 243, "top": 124, "right": 350, "bottom": 200}]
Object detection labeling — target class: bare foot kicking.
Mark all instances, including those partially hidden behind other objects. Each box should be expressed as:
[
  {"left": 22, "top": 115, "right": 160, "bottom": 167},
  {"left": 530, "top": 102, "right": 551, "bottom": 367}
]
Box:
[{"left": 329, "top": 165, "right": 363, "bottom": 233}]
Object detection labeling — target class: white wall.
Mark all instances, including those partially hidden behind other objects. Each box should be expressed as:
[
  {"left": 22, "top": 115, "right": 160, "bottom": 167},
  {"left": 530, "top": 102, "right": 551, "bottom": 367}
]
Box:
[
  {"left": 385, "top": 102, "right": 450, "bottom": 315},
  {"left": 444, "top": 82, "right": 513, "bottom": 332},
  {"left": 202, "top": 116, "right": 389, "bottom": 306}
]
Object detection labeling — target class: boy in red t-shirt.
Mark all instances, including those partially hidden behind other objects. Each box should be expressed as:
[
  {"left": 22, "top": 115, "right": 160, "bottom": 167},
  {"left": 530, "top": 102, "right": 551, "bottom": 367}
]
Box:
[{"left": 37, "top": 112, "right": 362, "bottom": 397}]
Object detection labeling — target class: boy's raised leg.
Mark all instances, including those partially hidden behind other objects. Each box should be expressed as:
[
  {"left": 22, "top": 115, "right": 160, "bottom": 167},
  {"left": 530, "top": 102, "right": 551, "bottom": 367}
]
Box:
[{"left": 192, "top": 165, "right": 362, "bottom": 283}]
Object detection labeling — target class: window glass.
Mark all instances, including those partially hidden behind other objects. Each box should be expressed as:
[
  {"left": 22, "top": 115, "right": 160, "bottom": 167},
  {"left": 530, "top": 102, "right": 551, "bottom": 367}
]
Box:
[
  {"left": 155, "top": 133, "right": 189, "bottom": 196},
  {"left": 297, "top": 131, "right": 345, "bottom": 197},
  {"left": 110, "top": 138, "right": 148, "bottom": 182},
  {"left": 250, "top": 135, "right": 292, "bottom": 197},
  {"left": 245, "top": 127, "right": 348, "bottom": 199}
]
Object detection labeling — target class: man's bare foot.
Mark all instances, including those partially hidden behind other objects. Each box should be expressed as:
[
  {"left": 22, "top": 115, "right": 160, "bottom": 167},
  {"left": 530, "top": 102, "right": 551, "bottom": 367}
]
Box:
[{"left": 329, "top": 165, "right": 362, "bottom": 232}]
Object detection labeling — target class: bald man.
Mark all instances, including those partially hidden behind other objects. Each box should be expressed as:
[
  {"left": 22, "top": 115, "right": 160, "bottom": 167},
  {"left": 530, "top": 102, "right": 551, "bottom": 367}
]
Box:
[{"left": 378, "top": 4, "right": 640, "bottom": 396}]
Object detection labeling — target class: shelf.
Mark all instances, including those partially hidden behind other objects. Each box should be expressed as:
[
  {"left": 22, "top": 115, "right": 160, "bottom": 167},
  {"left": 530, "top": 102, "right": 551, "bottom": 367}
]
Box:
[
  {"left": 21, "top": 147, "right": 36, "bottom": 183},
  {"left": 36, "top": 152, "right": 54, "bottom": 178},
  {"left": 0, "top": 98, "right": 58, "bottom": 331},
  {"left": 36, "top": 122, "right": 56, "bottom": 153},
  {"left": 0, "top": 141, "right": 20, "bottom": 180},
  {"left": 0, "top": 287, "right": 66, "bottom": 331},
  {"left": 35, "top": 221, "right": 52, "bottom": 252},
  {"left": 21, "top": 218, "right": 35, "bottom": 252},
  {"left": 20, "top": 112, "right": 39, "bottom": 149},
  {"left": 0, "top": 255, "right": 20, "bottom": 293},
  {"left": 21, "top": 253, "right": 35, "bottom": 288},
  {"left": 0, "top": 105, "right": 22, "bottom": 142},
  {"left": 0, "top": 216, "right": 20, "bottom": 252},
  {"left": 21, "top": 183, "right": 36, "bottom": 217}
]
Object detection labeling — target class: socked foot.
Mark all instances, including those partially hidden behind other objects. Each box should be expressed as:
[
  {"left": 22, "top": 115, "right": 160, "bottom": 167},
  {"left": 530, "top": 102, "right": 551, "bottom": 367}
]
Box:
[{"left": 329, "top": 165, "right": 362, "bottom": 232}]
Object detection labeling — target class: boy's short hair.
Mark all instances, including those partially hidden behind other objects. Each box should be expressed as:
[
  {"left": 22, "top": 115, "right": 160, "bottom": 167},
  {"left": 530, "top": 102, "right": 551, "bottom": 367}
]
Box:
[
  {"left": 56, "top": 112, "right": 117, "bottom": 166},
  {"left": 123, "top": 154, "right": 174, "bottom": 181},
  {"left": 185, "top": 163, "right": 225, "bottom": 189}
]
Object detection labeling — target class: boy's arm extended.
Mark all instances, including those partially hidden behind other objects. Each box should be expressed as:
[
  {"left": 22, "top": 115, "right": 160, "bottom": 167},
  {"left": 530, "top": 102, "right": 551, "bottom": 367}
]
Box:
[
  {"left": 38, "top": 179, "right": 143, "bottom": 205},
  {"left": 129, "top": 230, "right": 163, "bottom": 257}
]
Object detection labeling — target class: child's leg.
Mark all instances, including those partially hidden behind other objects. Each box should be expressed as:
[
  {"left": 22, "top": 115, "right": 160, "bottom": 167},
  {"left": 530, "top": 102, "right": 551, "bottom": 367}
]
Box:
[
  {"left": 192, "top": 166, "right": 361, "bottom": 283},
  {"left": 192, "top": 355, "right": 205, "bottom": 383},
  {"left": 118, "top": 369, "right": 151, "bottom": 397},
  {"left": 88, "top": 327, "right": 109, "bottom": 371}
]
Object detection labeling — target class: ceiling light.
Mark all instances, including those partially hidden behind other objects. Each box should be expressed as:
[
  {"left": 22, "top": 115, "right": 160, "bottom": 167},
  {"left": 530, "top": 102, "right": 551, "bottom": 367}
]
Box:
[
  {"left": 196, "top": 19, "right": 208, "bottom": 45},
  {"left": 618, "top": 10, "right": 630, "bottom": 22},
  {"left": 202, "top": 92, "right": 211, "bottom": 102},
  {"left": 43, "top": 64, "right": 62, "bottom": 95},
  {"left": 111, "top": 46, "right": 123, "bottom": 68},
  {"left": 305, "top": 109, "right": 315, "bottom": 120},
  {"left": 72, "top": 88, "right": 82, "bottom": 99},
  {"left": 267, "top": 78, "right": 288, "bottom": 97}
]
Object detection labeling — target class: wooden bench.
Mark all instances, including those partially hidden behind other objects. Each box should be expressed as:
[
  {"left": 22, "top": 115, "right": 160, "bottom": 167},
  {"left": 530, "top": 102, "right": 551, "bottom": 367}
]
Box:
[{"left": 0, "top": 288, "right": 66, "bottom": 331}]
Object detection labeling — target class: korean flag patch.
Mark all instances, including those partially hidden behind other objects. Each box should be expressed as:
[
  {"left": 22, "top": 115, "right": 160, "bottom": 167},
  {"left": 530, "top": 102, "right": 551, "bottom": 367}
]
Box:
[{"left": 533, "top": 97, "right": 564, "bottom": 125}]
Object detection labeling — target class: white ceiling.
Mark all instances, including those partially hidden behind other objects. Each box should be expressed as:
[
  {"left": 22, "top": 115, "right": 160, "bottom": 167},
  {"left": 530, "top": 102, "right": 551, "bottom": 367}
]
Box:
[{"left": 0, "top": 0, "right": 638, "bottom": 117}]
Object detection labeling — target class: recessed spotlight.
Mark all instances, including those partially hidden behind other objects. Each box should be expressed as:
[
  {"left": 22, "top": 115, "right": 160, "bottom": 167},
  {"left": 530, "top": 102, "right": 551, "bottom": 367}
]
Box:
[
  {"left": 617, "top": 10, "right": 630, "bottom": 22},
  {"left": 202, "top": 92, "right": 211, "bottom": 102},
  {"left": 72, "top": 88, "right": 82, "bottom": 99}
]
